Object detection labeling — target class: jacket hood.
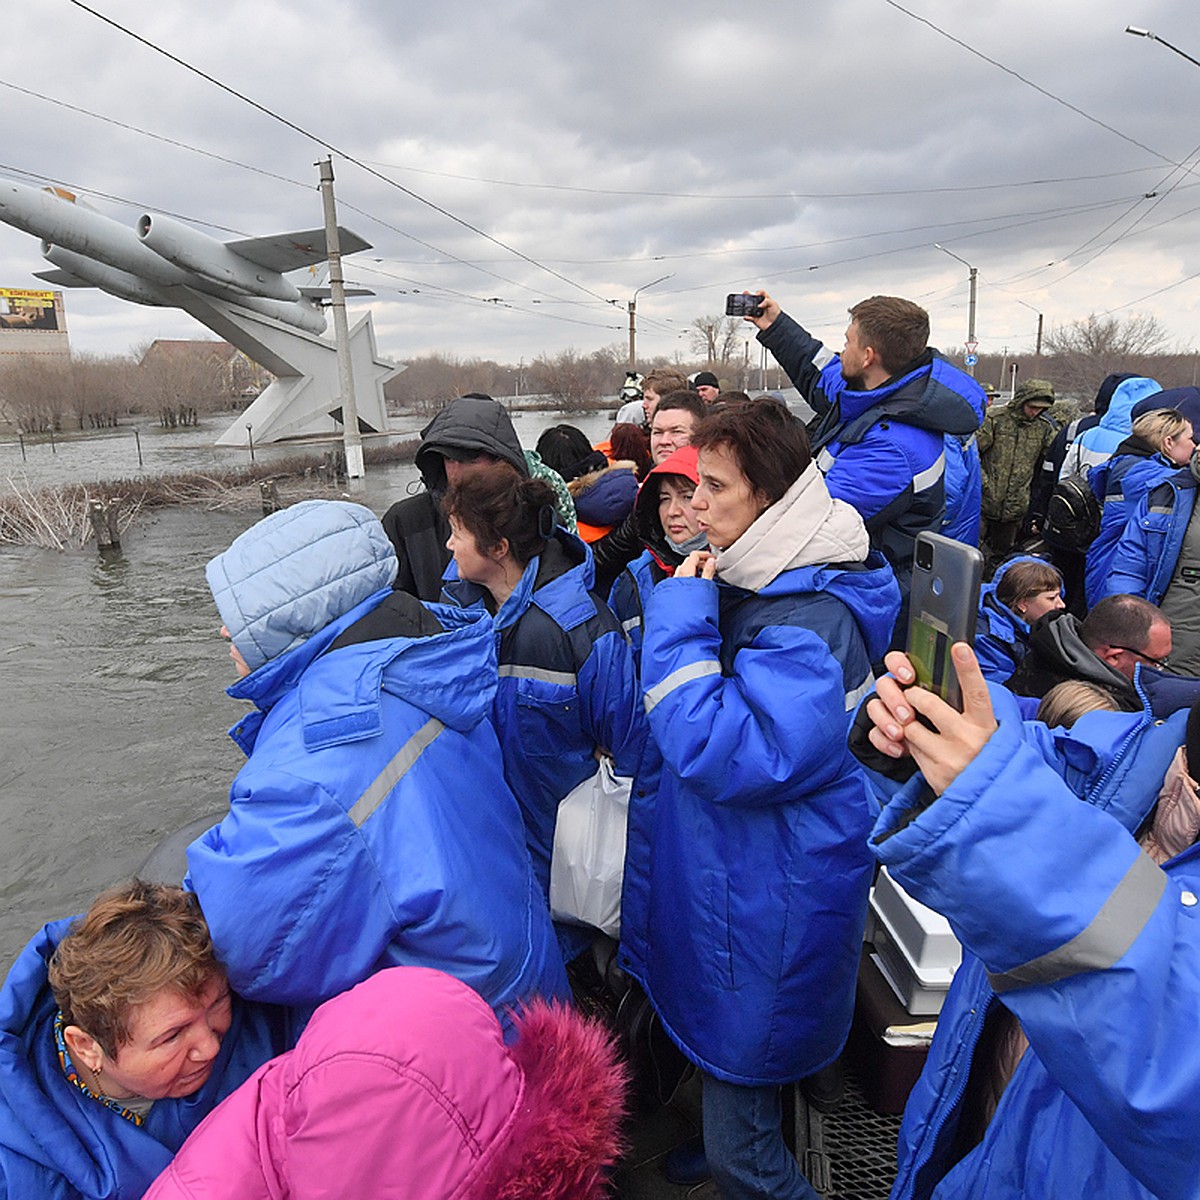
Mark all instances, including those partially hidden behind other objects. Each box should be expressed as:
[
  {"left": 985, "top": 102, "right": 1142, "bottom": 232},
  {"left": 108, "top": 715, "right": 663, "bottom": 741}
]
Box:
[
  {"left": 1093, "top": 371, "right": 1139, "bottom": 416},
  {"left": 713, "top": 461, "right": 871, "bottom": 592},
  {"left": 1095, "top": 376, "right": 1162, "bottom": 434},
  {"left": 835, "top": 351, "right": 984, "bottom": 441},
  {"left": 144, "top": 967, "right": 628, "bottom": 1200},
  {"left": 633, "top": 444, "right": 701, "bottom": 570},
  {"left": 207, "top": 501, "right": 397, "bottom": 673},
  {"left": 226, "top": 592, "right": 498, "bottom": 749},
  {"left": 568, "top": 461, "right": 638, "bottom": 527},
  {"left": 415, "top": 396, "right": 529, "bottom": 490},
  {"left": 978, "top": 554, "right": 1046, "bottom": 640},
  {"left": 1026, "top": 609, "right": 1135, "bottom": 698}
]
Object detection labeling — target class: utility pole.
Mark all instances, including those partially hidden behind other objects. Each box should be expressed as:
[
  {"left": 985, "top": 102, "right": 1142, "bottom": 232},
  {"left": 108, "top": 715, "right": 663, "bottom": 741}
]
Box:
[
  {"left": 935, "top": 244, "right": 979, "bottom": 377},
  {"left": 317, "top": 157, "right": 364, "bottom": 487},
  {"left": 613, "top": 274, "right": 673, "bottom": 369}
]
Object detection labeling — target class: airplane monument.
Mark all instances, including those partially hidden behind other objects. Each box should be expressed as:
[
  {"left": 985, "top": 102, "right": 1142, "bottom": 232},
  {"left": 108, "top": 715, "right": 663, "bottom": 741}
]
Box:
[{"left": 0, "top": 178, "right": 401, "bottom": 445}]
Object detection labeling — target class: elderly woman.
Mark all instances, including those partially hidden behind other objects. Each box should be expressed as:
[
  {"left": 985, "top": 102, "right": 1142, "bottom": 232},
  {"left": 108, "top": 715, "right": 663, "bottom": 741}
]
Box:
[
  {"left": 186, "top": 499, "right": 566, "bottom": 1024},
  {"left": 144, "top": 967, "right": 628, "bottom": 1200},
  {"left": 0, "top": 880, "right": 289, "bottom": 1199},
  {"left": 618, "top": 399, "right": 900, "bottom": 1198}
]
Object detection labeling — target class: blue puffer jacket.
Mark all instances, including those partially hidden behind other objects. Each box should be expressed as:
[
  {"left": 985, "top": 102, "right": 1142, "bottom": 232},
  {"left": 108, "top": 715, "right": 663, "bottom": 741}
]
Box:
[
  {"left": 619, "top": 553, "right": 900, "bottom": 1085},
  {"left": 0, "top": 919, "right": 289, "bottom": 1200},
  {"left": 758, "top": 312, "right": 983, "bottom": 590},
  {"left": 1102, "top": 467, "right": 1198, "bottom": 604},
  {"left": 1084, "top": 443, "right": 1178, "bottom": 606},
  {"left": 1061, "top": 376, "right": 1162, "bottom": 476},
  {"left": 942, "top": 432, "right": 982, "bottom": 546},
  {"left": 876, "top": 683, "right": 1200, "bottom": 1200},
  {"left": 185, "top": 590, "right": 568, "bottom": 1021},
  {"left": 973, "top": 556, "right": 1047, "bottom": 684},
  {"left": 443, "top": 529, "right": 647, "bottom": 900}
]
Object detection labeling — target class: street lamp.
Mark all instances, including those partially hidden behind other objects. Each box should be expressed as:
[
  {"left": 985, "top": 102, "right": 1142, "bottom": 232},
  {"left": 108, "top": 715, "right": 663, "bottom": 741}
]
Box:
[
  {"left": 935, "top": 244, "right": 978, "bottom": 376},
  {"left": 611, "top": 274, "right": 674, "bottom": 368},
  {"left": 1125, "top": 26, "right": 1200, "bottom": 70},
  {"left": 1014, "top": 298, "right": 1044, "bottom": 363}
]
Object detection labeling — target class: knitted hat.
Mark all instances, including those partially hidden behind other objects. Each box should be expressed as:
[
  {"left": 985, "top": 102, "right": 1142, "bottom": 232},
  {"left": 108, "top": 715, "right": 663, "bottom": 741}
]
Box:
[{"left": 692, "top": 371, "right": 719, "bottom": 390}]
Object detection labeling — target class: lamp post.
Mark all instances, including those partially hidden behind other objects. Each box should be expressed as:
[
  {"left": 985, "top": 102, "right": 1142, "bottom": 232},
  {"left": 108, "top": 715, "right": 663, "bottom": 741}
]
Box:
[
  {"left": 1125, "top": 26, "right": 1200, "bottom": 69},
  {"left": 612, "top": 274, "right": 673, "bottom": 368},
  {"left": 935, "top": 244, "right": 978, "bottom": 376},
  {"left": 1015, "top": 298, "right": 1044, "bottom": 364}
]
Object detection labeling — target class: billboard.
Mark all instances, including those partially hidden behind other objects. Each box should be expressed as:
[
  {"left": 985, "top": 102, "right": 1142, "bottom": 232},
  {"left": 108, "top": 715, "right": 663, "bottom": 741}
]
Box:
[{"left": 0, "top": 288, "right": 61, "bottom": 332}]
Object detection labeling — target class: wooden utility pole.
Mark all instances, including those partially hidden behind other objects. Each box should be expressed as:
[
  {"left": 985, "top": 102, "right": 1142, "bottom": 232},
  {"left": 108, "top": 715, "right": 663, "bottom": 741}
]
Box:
[{"left": 317, "top": 157, "right": 364, "bottom": 487}]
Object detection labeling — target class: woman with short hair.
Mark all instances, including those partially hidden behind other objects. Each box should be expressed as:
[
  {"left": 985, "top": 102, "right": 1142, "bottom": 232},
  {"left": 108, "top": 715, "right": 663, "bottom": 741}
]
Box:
[
  {"left": 0, "top": 880, "right": 289, "bottom": 1199},
  {"left": 619, "top": 398, "right": 899, "bottom": 1198},
  {"left": 441, "top": 468, "right": 645, "bottom": 949},
  {"left": 974, "top": 556, "right": 1065, "bottom": 684}
]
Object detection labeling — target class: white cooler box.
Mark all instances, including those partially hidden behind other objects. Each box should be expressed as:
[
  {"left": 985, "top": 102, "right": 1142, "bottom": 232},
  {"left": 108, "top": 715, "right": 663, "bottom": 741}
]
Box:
[{"left": 868, "top": 867, "right": 961, "bottom": 1016}]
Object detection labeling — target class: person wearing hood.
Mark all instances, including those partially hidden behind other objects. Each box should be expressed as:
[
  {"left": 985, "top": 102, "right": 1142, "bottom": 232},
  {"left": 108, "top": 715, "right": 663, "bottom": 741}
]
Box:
[
  {"left": 1085, "top": 400, "right": 1196, "bottom": 606},
  {"left": 973, "top": 556, "right": 1065, "bottom": 684},
  {"left": 1059, "top": 375, "right": 1163, "bottom": 479},
  {"left": 187, "top": 500, "right": 568, "bottom": 1030},
  {"left": 144, "top": 967, "right": 629, "bottom": 1200},
  {"left": 977, "top": 379, "right": 1059, "bottom": 561},
  {"left": 1006, "top": 593, "right": 1172, "bottom": 706},
  {"left": 747, "top": 290, "right": 983, "bottom": 612},
  {"left": 618, "top": 399, "right": 900, "bottom": 1198},
  {"left": 609, "top": 443, "right": 704, "bottom": 669},
  {"left": 380, "top": 394, "right": 575, "bottom": 602},
  {"left": 440, "top": 467, "right": 647, "bottom": 957},
  {"left": 0, "top": 881, "right": 290, "bottom": 1200}
]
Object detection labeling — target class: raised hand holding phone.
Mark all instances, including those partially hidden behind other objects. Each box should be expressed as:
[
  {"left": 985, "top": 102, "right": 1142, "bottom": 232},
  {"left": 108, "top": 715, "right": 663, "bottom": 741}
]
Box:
[{"left": 866, "top": 643, "right": 997, "bottom": 795}]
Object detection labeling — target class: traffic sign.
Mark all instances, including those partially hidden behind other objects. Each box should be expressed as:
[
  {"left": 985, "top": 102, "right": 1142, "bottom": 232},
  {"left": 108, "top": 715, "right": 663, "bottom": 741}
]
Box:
[{"left": 964, "top": 353, "right": 978, "bottom": 366}]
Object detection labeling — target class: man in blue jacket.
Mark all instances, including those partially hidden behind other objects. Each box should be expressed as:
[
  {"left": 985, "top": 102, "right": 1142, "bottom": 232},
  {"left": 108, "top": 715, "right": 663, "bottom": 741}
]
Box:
[
  {"left": 747, "top": 290, "right": 983, "bottom": 608},
  {"left": 188, "top": 500, "right": 568, "bottom": 1028}
]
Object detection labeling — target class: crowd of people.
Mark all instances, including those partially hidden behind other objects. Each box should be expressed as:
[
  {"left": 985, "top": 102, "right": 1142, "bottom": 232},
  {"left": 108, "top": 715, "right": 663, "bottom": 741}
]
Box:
[{"left": 2, "top": 287, "right": 1198, "bottom": 1200}]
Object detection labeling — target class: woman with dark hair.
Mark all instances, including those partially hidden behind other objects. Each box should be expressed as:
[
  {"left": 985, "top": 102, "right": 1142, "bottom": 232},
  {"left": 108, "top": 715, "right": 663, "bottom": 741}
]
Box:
[
  {"left": 442, "top": 467, "right": 645, "bottom": 947},
  {"left": 618, "top": 399, "right": 900, "bottom": 1198},
  {"left": 535, "top": 424, "right": 639, "bottom": 543},
  {"left": 973, "top": 556, "right": 1065, "bottom": 684}
]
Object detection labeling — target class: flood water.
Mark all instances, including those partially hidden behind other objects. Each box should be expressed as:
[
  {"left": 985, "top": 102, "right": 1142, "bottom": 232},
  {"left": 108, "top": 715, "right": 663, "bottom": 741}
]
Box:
[{"left": 0, "top": 406, "right": 619, "bottom": 969}]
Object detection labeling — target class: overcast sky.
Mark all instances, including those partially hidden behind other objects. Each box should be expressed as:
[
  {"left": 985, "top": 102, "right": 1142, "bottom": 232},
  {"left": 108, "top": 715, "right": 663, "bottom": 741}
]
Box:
[{"left": 2, "top": 0, "right": 1199, "bottom": 377}]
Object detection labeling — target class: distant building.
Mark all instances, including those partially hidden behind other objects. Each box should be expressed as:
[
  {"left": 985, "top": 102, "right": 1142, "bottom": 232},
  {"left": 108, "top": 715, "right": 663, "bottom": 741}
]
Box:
[
  {"left": 0, "top": 288, "right": 69, "bottom": 357},
  {"left": 138, "top": 339, "right": 273, "bottom": 403}
]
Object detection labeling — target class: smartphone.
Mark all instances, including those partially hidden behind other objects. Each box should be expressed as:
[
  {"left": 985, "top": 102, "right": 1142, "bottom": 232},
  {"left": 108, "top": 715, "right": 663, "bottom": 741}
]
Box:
[
  {"left": 725, "top": 291, "right": 764, "bottom": 318},
  {"left": 906, "top": 532, "right": 983, "bottom": 710}
]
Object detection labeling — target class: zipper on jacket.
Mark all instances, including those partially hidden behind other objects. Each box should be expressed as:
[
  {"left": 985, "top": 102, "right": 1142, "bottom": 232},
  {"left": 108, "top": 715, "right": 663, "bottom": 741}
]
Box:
[{"left": 904, "top": 985, "right": 995, "bottom": 1200}]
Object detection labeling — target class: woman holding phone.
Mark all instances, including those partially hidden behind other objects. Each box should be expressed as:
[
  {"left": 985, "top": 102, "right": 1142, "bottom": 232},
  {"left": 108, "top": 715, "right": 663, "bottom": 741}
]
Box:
[{"left": 618, "top": 399, "right": 899, "bottom": 1198}]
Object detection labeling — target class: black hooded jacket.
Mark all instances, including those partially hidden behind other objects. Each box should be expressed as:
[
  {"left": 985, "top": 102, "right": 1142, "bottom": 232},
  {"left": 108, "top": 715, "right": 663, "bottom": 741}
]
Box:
[
  {"left": 1006, "top": 608, "right": 1139, "bottom": 707},
  {"left": 381, "top": 396, "right": 528, "bottom": 601}
]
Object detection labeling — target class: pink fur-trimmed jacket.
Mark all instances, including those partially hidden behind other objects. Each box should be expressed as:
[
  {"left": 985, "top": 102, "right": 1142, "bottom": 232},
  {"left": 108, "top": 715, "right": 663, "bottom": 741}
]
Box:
[{"left": 144, "top": 968, "right": 628, "bottom": 1200}]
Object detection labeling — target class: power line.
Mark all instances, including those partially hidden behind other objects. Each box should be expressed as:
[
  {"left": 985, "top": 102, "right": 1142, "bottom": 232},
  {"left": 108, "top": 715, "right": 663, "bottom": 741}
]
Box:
[{"left": 64, "top": 0, "right": 616, "bottom": 306}]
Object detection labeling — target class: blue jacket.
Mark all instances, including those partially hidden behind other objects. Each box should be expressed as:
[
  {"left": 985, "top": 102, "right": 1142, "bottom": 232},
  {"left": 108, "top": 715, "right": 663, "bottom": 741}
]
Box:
[
  {"left": 619, "top": 555, "right": 900, "bottom": 1085},
  {"left": 443, "top": 530, "right": 647, "bottom": 899},
  {"left": 185, "top": 590, "right": 568, "bottom": 1021},
  {"left": 1084, "top": 444, "right": 1178, "bottom": 606},
  {"left": 1103, "top": 467, "right": 1198, "bottom": 604},
  {"left": 759, "top": 312, "right": 983, "bottom": 588},
  {"left": 0, "top": 919, "right": 289, "bottom": 1200},
  {"left": 1066, "top": 377, "right": 1162, "bottom": 472},
  {"left": 876, "top": 685, "right": 1200, "bottom": 1200},
  {"left": 972, "top": 556, "right": 1042, "bottom": 684},
  {"left": 608, "top": 549, "right": 664, "bottom": 673},
  {"left": 942, "top": 432, "right": 982, "bottom": 546}
]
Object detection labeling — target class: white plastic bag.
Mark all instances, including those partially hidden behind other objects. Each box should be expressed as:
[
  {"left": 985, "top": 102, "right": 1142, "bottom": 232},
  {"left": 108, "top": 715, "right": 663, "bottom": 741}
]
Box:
[{"left": 549, "top": 756, "right": 631, "bottom": 939}]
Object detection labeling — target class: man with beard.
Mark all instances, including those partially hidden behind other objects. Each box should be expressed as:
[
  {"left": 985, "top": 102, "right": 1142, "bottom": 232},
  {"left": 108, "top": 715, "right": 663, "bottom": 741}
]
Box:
[{"left": 747, "top": 291, "right": 983, "bottom": 612}]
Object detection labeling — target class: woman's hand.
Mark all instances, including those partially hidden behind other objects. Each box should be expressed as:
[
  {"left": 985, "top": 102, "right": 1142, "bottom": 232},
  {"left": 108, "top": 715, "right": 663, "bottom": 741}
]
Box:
[
  {"left": 677, "top": 550, "right": 717, "bottom": 580},
  {"left": 865, "top": 642, "right": 998, "bottom": 795}
]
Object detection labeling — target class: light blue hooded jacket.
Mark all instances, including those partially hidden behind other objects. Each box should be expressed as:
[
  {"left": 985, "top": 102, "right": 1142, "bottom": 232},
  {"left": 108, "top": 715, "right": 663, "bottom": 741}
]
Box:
[{"left": 189, "top": 501, "right": 567, "bottom": 1025}]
